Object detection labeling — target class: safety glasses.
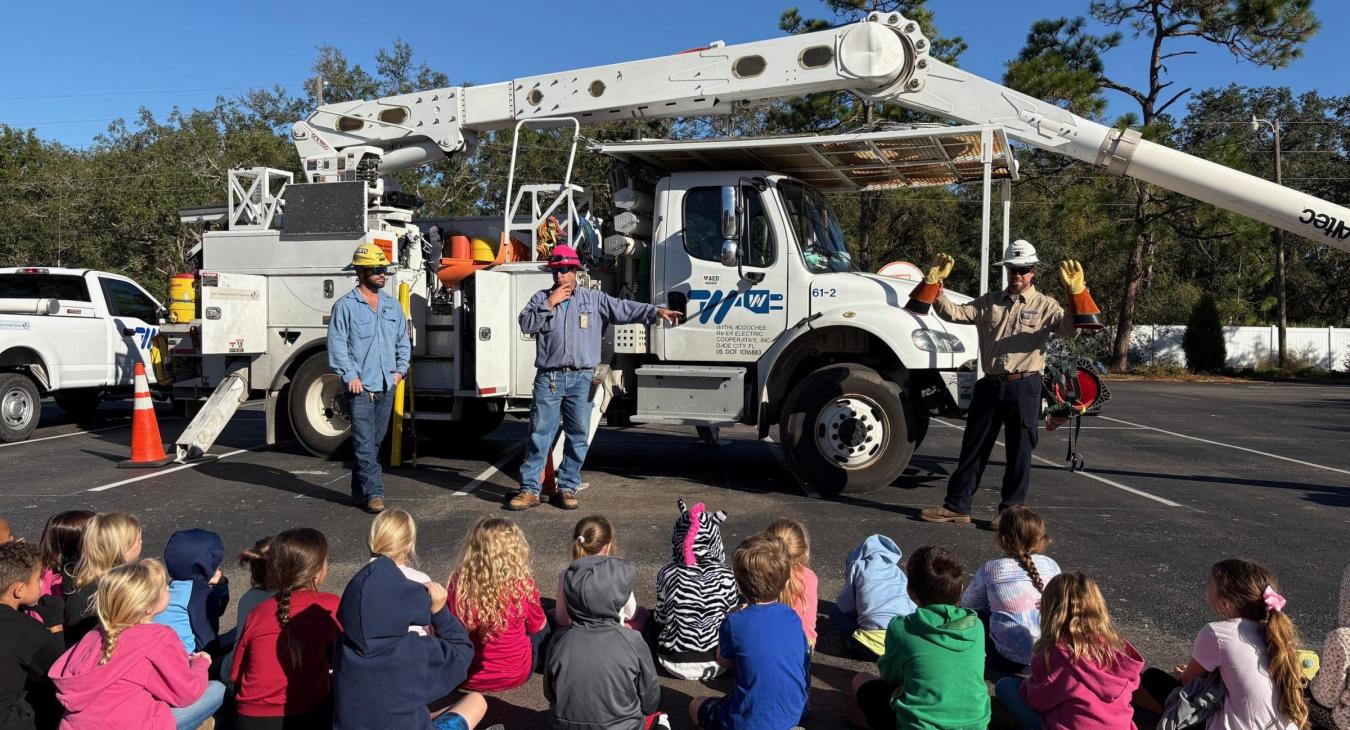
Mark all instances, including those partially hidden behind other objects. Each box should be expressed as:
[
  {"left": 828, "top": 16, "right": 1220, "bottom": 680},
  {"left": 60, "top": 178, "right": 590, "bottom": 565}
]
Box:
[
  {"left": 1007, "top": 266, "right": 1035, "bottom": 276},
  {"left": 551, "top": 266, "right": 578, "bottom": 275}
]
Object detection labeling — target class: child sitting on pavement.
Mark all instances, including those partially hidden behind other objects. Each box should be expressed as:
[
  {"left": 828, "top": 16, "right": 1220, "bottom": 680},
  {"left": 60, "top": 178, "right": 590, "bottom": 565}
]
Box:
[
  {"left": 764, "top": 519, "right": 818, "bottom": 649},
  {"left": 369, "top": 510, "right": 433, "bottom": 635},
  {"left": 1310, "top": 563, "right": 1350, "bottom": 730},
  {"left": 829, "top": 534, "right": 916, "bottom": 660},
  {"left": 545, "top": 555, "right": 663, "bottom": 730},
  {"left": 153, "top": 529, "right": 230, "bottom": 656},
  {"left": 654, "top": 500, "right": 738, "bottom": 680},
  {"left": 850, "top": 545, "right": 990, "bottom": 730},
  {"left": 689, "top": 534, "right": 809, "bottom": 730},
  {"left": 555, "top": 515, "right": 648, "bottom": 633},
  {"left": 0, "top": 541, "right": 65, "bottom": 730},
  {"left": 63, "top": 513, "right": 142, "bottom": 648},
  {"left": 961, "top": 506, "right": 1060, "bottom": 672}
]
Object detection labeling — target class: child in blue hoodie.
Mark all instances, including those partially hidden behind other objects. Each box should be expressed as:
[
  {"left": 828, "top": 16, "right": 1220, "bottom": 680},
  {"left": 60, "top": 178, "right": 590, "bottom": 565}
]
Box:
[
  {"left": 332, "top": 556, "right": 487, "bottom": 730},
  {"left": 829, "top": 534, "right": 917, "bottom": 659},
  {"left": 153, "top": 529, "right": 229, "bottom": 656}
]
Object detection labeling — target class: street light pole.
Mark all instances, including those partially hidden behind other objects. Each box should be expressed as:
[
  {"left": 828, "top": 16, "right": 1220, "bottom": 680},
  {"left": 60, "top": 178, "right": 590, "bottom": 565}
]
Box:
[{"left": 1252, "top": 115, "right": 1286, "bottom": 369}]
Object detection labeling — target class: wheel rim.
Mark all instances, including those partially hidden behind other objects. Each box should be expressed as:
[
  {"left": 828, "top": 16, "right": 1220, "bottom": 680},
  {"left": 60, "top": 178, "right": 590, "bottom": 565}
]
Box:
[
  {"left": 302, "top": 373, "right": 350, "bottom": 438},
  {"left": 813, "top": 395, "right": 890, "bottom": 469},
  {"left": 2, "top": 387, "right": 34, "bottom": 430}
]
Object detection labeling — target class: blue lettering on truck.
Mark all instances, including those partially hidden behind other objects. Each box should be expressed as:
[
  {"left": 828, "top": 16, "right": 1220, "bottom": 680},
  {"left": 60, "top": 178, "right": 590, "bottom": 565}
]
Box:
[{"left": 688, "top": 289, "right": 784, "bottom": 324}]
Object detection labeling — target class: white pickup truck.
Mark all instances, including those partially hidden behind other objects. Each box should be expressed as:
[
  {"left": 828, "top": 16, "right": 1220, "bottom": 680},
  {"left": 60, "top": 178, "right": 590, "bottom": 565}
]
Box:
[{"left": 0, "top": 267, "right": 167, "bottom": 442}]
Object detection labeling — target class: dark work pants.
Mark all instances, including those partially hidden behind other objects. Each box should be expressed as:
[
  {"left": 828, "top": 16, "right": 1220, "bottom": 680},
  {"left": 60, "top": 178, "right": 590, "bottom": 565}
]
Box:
[{"left": 943, "top": 374, "right": 1041, "bottom": 515}]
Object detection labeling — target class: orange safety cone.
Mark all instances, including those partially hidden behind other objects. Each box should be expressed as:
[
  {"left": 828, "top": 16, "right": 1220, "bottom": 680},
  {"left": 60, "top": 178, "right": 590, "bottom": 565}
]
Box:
[
  {"left": 118, "top": 363, "right": 172, "bottom": 469},
  {"left": 540, "top": 452, "right": 559, "bottom": 497}
]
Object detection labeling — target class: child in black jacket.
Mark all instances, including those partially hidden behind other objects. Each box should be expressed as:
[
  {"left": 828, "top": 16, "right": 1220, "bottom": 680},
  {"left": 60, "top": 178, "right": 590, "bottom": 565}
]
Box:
[{"left": 0, "top": 542, "right": 64, "bottom": 730}]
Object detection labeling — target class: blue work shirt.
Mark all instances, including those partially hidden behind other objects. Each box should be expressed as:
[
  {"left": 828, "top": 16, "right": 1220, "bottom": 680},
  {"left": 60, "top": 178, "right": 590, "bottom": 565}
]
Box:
[
  {"left": 328, "top": 287, "right": 411, "bottom": 392},
  {"left": 519, "top": 285, "right": 657, "bottom": 370}
]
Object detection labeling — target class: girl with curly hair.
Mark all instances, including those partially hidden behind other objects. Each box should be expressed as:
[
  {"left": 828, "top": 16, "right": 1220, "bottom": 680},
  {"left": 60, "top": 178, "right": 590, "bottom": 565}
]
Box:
[{"left": 447, "top": 517, "right": 547, "bottom": 692}]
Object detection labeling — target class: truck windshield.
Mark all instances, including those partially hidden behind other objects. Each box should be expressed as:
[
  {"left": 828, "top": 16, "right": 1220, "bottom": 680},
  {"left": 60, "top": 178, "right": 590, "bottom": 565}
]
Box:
[
  {"left": 778, "top": 179, "right": 856, "bottom": 274},
  {"left": 0, "top": 274, "right": 91, "bottom": 302}
]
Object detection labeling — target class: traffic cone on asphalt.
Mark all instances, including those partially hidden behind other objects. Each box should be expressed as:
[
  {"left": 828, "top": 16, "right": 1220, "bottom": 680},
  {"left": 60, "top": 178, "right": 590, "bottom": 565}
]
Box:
[
  {"left": 539, "top": 449, "right": 559, "bottom": 497},
  {"left": 118, "top": 363, "right": 172, "bottom": 469}
]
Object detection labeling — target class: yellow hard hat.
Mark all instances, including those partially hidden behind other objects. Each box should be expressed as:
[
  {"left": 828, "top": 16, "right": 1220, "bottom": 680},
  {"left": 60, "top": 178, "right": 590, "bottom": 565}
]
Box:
[{"left": 350, "top": 243, "right": 392, "bottom": 269}]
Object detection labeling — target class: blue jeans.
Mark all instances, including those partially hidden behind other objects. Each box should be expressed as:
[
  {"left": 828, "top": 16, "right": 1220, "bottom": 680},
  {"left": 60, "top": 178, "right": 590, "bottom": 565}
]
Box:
[
  {"left": 172, "top": 679, "right": 224, "bottom": 729},
  {"left": 994, "top": 676, "right": 1042, "bottom": 730},
  {"left": 519, "top": 369, "right": 594, "bottom": 495},
  {"left": 348, "top": 388, "right": 394, "bottom": 500}
]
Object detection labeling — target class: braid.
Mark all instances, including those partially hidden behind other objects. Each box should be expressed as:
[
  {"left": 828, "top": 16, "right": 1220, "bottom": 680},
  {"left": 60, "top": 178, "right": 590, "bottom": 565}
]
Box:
[
  {"left": 99, "top": 626, "right": 123, "bottom": 666},
  {"left": 276, "top": 589, "right": 292, "bottom": 630},
  {"left": 1016, "top": 552, "right": 1045, "bottom": 593}
]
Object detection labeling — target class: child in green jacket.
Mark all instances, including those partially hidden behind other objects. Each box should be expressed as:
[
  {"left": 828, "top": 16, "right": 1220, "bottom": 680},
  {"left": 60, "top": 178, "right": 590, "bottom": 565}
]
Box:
[{"left": 848, "top": 545, "right": 990, "bottom": 730}]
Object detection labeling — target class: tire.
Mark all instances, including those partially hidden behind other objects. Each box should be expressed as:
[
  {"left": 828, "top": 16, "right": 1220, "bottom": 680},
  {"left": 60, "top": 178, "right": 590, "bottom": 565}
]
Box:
[
  {"left": 417, "top": 399, "right": 506, "bottom": 446},
  {"left": 287, "top": 352, "right": 351, "bottom": 457},
  {"left": 911, "top": 411, "right": 930, "bottom": 451},
  {"left": 779, "top": 364, "right": 919, "bottom": 496},
  {"left": 55, "top": 392, "right": 102, "bottom": 419},
  {"left": 0, "top": 372, "right": 41, "bottom": 443}
]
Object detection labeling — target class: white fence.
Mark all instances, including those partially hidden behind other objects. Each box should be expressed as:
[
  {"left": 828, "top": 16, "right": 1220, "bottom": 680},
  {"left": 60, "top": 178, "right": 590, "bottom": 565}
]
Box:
[{"left": 1131, "top": 325, "right": 1350, "bottom": 371}]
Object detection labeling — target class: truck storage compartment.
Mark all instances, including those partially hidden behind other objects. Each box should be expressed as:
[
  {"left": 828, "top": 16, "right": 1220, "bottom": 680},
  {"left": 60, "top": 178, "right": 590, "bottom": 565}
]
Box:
[{"left": 632, "top": 365, "right": 745, "bottom": 425}]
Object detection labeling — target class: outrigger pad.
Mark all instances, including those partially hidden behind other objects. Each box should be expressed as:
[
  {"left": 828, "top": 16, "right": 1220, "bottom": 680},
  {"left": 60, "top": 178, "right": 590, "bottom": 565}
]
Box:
[{"left": 903, "top": 280, "right": 943, "bottom": 315}]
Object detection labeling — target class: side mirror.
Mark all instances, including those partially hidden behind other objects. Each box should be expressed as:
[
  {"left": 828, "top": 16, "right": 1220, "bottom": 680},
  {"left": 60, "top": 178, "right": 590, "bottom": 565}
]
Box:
[
  {"left": 719, "top": 185, "right": 740, "bottom": 241},
  {"left": 720, "top": 240, "right": 739, "bottom": 267}
]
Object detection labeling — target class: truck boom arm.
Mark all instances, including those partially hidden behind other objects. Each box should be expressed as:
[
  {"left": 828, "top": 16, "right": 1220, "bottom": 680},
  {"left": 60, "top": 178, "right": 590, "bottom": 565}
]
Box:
[{"left": 291, "top": 12, "right": 1350, "bottom": 249}]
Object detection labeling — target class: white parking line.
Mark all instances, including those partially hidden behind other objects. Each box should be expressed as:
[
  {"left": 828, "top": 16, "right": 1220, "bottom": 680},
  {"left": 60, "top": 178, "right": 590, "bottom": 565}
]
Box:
[
  {"left": 932, "top": 419, "right": 1181, "bottom": 507},
  {"left": 0, "top": 423, "right": 129, "bottom": 449},
  {"left": 86, "top": 444, "right": 263, "bottom": 492},
  {"left": 453, "top": 444, "right": 525, "bottom": 497},
  {"left": 1098, "top": 416, "right": 1350, "bottom": 477}
]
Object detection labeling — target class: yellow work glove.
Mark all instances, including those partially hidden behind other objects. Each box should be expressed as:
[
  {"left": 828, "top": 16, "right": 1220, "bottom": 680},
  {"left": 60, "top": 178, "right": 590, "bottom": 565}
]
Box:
[
  {"left": 1059, "top": 259, "right": 1086, "bottom": 295},
  {"left": 925, "top": 253, "right": 955, "bottom": 285}
]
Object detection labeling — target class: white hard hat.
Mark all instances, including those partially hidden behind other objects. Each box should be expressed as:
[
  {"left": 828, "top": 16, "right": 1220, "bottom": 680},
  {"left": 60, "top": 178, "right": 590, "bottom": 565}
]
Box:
[{"left": 993, "top": 239, "right": 1040, "bottom": 267}]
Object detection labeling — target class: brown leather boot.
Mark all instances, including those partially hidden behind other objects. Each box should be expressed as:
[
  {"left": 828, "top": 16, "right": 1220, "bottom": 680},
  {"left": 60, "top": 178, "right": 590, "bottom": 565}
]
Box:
[
  {"left": 506, "top": 491, "right": 540, "bottom": 511},
  {"left": 364, "top": 498, "right": 386, "bottom": 514},
  {"left": 919, "top": 506, "right": 972, "bottom": 524},
  {"left": 555, "top": 490, "right": 579, "bottom": 510}
]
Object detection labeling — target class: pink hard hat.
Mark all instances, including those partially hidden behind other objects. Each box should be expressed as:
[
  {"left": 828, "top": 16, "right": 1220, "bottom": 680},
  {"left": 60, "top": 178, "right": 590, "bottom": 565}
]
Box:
[{"left": 547, "top": 244, "right": 581, "bottom": 269}]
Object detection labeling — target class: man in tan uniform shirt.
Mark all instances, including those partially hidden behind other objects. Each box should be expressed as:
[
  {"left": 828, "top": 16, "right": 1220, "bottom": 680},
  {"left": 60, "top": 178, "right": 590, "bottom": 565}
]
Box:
[{"left": 916, "top": 240, "right": 1088, "bottom": 528}]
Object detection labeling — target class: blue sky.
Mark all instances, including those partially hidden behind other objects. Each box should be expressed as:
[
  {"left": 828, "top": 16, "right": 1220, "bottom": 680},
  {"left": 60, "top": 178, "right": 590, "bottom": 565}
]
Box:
[{"left": 3, "top": 0, "right": 1346, "bottom": 148}]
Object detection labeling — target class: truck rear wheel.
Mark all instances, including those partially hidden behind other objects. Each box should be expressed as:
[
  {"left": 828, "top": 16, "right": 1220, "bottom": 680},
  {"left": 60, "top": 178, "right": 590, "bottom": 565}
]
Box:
[
  {"left": 288, "top": 352, "right": 351, "bottom": 457},
  {"left": 779, "top": 364, "right": 918, "bottom": 496},
  {"left": 55, "top": 392, "right": 102, "bottom": 419},
  {"left": 0, "top": 372, "right": 40, "bottom": 443}
]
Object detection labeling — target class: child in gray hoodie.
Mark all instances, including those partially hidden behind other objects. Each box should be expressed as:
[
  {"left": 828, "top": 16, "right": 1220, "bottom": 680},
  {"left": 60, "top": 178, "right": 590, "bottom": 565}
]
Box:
[{"left": 545, "top": 555, "right": 663, "bottom": 730}]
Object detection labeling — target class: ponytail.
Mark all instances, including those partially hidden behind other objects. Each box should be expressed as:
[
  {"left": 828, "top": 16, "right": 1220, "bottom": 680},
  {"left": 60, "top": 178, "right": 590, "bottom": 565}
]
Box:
[
  {"left": 1262, "top": 610, "right": 1308, "bottom": 729},
  {"left": 1210, "top": 559, "right": 1308, "bottom": 729}
]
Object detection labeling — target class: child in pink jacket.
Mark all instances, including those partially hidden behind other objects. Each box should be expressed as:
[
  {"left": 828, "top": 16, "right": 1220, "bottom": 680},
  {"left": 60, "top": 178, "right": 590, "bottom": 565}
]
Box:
[
  {"left": 49, "top": 559, "right": 223, "bottom": 730},
  {"left": 995, "top": 572, "right": 1142, "bottom": 730}
]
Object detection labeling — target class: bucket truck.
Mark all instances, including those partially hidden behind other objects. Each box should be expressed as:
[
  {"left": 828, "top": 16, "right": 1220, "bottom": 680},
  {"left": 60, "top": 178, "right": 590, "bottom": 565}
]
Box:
[{"left": 167, "top": 11, "right": 1350, "bottom": 496}]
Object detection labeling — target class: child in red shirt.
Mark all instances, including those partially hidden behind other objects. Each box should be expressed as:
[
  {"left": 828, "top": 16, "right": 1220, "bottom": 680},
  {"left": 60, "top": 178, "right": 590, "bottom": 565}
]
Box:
[
  {"left": 447, "top": 517, "right": 547, "bottom": 692},
  {"left": 231, "top": 528, "right": 340, "bottom": 729}
]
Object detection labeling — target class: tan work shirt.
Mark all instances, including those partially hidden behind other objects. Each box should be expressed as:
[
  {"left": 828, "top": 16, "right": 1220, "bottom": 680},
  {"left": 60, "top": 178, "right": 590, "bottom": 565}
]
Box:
[{"left": 933, "top": 284, "right": 1076, "bottom": 375}]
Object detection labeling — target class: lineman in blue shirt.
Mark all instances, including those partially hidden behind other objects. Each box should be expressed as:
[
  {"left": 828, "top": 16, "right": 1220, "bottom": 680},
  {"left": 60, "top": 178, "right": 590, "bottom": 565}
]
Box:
[
  {"left": 328, "top": 243, "right": 410, "bottom": 514},
  {"left": 508, "top": 244, "right": 682, "bottom": 511}
]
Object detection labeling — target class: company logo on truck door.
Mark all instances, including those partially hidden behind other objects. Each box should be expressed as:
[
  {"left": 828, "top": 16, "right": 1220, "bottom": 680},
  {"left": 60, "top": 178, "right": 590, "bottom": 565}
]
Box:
[{"left": 688, "top": 289, "right": 784, "bottom": 324}]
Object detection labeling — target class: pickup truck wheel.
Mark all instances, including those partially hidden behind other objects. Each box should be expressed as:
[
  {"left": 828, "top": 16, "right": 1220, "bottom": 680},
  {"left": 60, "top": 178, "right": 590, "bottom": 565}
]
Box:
[
  {"left": 779, "top": 364, "right": 916, "bottom": 497},
  {"left": 288, "top": 353, "right": 351, "bottom": 457},
  {"left": 55, "top": 393, "right": 102, "bottom": 419},
  {"left": 0, "top": 373, "right": 41, "bottom": 443}
]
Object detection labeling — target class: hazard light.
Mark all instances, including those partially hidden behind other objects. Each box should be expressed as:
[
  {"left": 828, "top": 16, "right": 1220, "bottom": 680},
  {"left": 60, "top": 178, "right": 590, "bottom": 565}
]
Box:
[{"left": 16, "top": 268, "right": 50, "bottom": 274}]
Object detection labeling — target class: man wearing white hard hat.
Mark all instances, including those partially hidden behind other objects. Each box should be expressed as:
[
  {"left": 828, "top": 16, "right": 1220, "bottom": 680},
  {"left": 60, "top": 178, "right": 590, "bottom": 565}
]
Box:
[{"left": 904, "top": 239, "right": 1102, "bottom": 529}]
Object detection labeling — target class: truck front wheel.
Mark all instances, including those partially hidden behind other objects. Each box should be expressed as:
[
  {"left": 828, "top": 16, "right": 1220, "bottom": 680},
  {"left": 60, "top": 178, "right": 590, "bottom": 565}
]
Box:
[
  {"left": 779, "top": 364, "right": 917, "bottom": 496},
  {"left": 288, "top": 352, "right": 351, "bottom": 457},
  {"left": 0, "top": 372, "right": 41, "bottom": 443}
]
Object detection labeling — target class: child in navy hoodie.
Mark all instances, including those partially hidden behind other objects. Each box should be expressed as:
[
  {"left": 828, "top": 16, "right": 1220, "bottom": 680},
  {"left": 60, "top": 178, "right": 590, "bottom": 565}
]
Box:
[
  {"left": 332, "top": 556, "right": 487, "bottom": 730},
  {"left": 153, "top": 530, "right": 229, "bottom": 655}
]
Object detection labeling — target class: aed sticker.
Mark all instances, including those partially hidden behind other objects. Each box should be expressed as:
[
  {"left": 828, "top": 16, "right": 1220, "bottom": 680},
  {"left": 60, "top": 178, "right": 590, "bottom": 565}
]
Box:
[
  {"left": 701, "top": 274, "right": 721, "bottom": 286},
  {"left": 0, "top": 320, "right": 30, "bottom": 331}
]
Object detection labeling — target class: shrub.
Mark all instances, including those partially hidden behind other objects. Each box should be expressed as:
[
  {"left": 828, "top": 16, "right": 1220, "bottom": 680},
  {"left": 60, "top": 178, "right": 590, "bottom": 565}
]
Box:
[{"left": 1182, "top": 294, "right": 1226, "bottom": 373}]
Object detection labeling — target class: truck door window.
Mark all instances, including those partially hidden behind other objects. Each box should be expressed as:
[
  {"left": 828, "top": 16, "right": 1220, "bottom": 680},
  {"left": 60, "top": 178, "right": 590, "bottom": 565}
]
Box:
[
  {"left": 683, "top": 186, "right": 775, "bottom": 267},
  {"left": 100, "top": 279, "right": 159, "bottom": 322},
  {"left": 0, "top": 274, "right": 91, "bottom": 302},
  {"left": 779, "top": 179, "right": 855, "bottom": 273}
]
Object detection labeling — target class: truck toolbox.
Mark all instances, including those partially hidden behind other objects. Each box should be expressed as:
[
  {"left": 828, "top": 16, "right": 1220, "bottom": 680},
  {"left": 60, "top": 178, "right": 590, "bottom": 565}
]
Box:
[{"left": 633, "top": 365, "right": 745, "bottom": 425}]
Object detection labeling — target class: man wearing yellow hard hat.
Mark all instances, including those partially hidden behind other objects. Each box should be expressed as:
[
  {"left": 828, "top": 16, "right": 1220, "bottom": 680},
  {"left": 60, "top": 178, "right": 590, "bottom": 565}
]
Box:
[{"left": 328, "top": 243, "right": 410, "bottom": 513}]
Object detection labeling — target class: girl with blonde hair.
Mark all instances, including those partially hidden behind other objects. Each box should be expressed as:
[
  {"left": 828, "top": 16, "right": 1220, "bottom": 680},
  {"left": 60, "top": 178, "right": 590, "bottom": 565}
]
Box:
[
  {"left": 765, "top": 518, "right": 818, "bottom": 647},
  {"left": 447, "top": 517, "right": 547, "bottom": 692},
  {"left": 960, "top": 506, "right": 1061, "bottom": 671},
  {"left": 369, "top": 509, "right": 430, "bottom": 583},
  {"left": 995, "top": 572, "right": 1143, "bottom": 730},
  {"left": 63, "top": 512, "right": 142, "bottom": 646},
  {"left": 49, "top": 559, "right": 225, "bottom": 729}
]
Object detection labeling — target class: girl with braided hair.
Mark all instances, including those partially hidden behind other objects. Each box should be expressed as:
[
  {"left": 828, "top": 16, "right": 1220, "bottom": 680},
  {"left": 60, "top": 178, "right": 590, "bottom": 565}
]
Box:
[
  {"left": 960, "top": 506, "right": 1061, "bottom": 671},
  {"left": 231, "top": 528, "right": 341, "bottom": 729},
  {"left": 49, "top": 559, "right": 225, "bottom": 729}
]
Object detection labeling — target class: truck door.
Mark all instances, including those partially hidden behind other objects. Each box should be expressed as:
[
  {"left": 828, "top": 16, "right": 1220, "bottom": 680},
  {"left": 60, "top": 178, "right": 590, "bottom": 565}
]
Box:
[
  {"left": 657, "top": 177, "right": 789, "bottom": 362},
  {"left": 98, "top": 277, "right": 162, "bottom": 385}
]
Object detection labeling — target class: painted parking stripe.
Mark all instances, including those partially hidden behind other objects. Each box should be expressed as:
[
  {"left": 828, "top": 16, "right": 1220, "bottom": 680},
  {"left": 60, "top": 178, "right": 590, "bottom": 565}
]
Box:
[
  {"left": 453, "top": 443, "right": 525, "bottom": 496},
  {"left": 932, "top": 419, "right": 1181, "bottom": 507},
  {"left": 0, "top": 423, "right": 131, "bottom": 449},
  {"left": 86, "top": 443, "right": 264, "bottom": 492},
  {"left": 1099, "top": 416, "right": 1350, "bottom": 477}
]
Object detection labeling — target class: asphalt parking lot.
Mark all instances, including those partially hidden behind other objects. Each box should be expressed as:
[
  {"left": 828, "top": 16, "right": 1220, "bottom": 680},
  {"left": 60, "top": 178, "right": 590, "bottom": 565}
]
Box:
[{"left": 2, "top": 380, "right": 1347, "bottom": 728}]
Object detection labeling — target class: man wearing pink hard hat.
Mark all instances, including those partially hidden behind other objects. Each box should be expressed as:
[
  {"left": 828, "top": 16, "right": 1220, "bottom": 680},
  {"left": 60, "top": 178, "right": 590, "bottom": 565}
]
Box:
[{"left": 509, "top": 243, "right": 682, "bottom": 511}]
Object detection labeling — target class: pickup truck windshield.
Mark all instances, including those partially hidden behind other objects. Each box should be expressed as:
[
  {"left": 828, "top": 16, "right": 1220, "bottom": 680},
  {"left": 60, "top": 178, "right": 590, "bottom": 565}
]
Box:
[
  {"left": 778, "top": 179, "right": 856, "bottom": 274},
  {"left": 0, "top": 274, "right": 91, "bottom": 302}
]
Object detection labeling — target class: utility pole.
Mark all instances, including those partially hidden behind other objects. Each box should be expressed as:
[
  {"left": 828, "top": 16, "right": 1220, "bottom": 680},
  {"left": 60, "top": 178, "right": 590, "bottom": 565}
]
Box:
[
  {"left": 1252, "top": 115, "right": 1286, "bottom": 368},
  {"left": 313, "top": 74, "right": 324, "bottom": 106}
]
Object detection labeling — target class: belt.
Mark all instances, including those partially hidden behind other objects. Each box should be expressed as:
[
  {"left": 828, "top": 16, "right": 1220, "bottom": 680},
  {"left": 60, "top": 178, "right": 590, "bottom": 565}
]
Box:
[
  {"left": 984, "top": 371, "right": 1037, "bottom": 382},
  {"left": 540, "top": 366, "right": 592, "bottom": 373}
]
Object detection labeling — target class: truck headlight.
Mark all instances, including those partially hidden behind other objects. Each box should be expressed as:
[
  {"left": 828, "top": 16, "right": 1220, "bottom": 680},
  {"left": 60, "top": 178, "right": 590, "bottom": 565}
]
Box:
[{"left": 911, "top": 329, "right": 966, "bottom": 353}]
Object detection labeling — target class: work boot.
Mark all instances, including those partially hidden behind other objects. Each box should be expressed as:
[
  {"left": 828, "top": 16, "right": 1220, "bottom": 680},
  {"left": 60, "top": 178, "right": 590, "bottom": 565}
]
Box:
[
  {"left": 365, "top": 498, "right": 386, "bottom": 514},
  {"left": 989, "top": 511, "right": 1003, "bottom": 532},
  {"left": 919, "top": 506, "right": 972, "bottom": 524},
  {"left": 506, "top": 491, "right": 540, "bottom": 511},
  {"left": 555, "top": 490, "right": 579, "bottom": 510}
]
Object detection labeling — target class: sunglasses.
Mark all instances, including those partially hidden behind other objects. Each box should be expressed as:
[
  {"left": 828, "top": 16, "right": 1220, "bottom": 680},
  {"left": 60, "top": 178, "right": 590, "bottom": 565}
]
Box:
[
  {"left": 551, "top": 266, "right": 578, "bottom": 274},
  {"left": 362, "top": 267, "right": 391, "bottom": 276},
  {"left": 1007, "top": 266, "right": 1035, "bottom": 276}
]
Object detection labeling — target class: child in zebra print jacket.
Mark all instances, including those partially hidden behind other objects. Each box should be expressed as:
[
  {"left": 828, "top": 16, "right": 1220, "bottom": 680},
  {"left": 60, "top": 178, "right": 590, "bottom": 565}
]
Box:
[{"left": 654, "top": 500, "right": 737, "bottom": 680}]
